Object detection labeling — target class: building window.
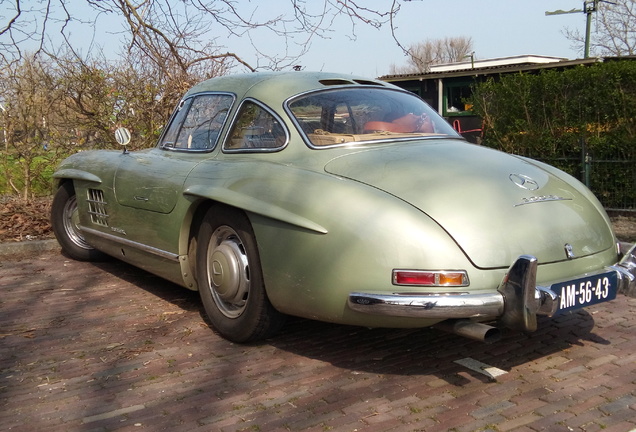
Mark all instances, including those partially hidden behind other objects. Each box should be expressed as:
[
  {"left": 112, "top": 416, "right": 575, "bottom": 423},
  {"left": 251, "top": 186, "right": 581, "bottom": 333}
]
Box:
[{"left": 444, "top": 82, "right": 473, "bottom": 116}]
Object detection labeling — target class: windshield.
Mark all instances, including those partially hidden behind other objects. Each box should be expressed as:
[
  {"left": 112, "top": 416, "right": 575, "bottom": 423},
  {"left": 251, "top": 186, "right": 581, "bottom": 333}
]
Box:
[{"left": 287, "top": 87, "right": 459, "bottom": 148}]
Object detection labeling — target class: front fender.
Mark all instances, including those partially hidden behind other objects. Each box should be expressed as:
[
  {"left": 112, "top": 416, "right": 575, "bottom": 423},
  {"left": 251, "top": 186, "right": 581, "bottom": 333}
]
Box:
[
  {"left": 52, "top": 150, "right": 124, "bottom": 188},
  {"left": 52, "top": 168, "right": 102, "bottom": 185}
]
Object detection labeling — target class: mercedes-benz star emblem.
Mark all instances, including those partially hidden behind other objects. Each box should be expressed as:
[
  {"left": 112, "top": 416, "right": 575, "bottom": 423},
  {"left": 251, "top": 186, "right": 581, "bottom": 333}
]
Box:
[{"left": 509, "top": 173, "right": 540, "bottom": 191}]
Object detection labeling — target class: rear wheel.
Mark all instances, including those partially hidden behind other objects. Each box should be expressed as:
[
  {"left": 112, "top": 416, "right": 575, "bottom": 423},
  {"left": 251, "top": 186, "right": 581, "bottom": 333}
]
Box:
[
  {"left": 196, "top": 206, "right": 285, "bottom": 343},
  {"left": 51, "top": 182, "right": 105, "bottom": 261}
]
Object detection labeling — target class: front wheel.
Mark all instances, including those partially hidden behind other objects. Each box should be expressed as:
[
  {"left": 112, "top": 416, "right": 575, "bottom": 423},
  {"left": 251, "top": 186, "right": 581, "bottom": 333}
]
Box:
[
  {"left": 196, "top": 206, "right": 285, "bottom": 343},
  {"left": 50, "top": 182, "right": 105, "bottom": 261}
]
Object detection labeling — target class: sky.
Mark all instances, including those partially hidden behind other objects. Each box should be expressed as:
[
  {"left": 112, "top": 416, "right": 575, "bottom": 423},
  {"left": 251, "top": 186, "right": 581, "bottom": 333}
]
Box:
[
  {"left": 10, "top": 0, "right": 590, "bottom": 78},
  {"left": 291, "top": 0, "right": 587, "bottom": 76}
]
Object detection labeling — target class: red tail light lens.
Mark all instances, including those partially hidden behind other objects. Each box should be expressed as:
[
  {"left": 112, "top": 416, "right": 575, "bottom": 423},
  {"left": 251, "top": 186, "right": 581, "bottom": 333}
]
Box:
[{"left": 393, "top": 270, "right": 469, "bottom": 287}]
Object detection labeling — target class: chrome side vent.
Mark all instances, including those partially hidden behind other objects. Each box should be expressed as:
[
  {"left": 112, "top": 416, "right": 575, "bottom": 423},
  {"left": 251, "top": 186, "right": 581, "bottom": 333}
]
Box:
[{"left": 87, "top": 189, "right": 109, "bottom": 226}]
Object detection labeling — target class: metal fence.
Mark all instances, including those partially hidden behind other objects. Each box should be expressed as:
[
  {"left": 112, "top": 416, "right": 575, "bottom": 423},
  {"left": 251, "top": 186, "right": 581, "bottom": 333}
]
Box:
[{"left": 536, "top": 156, "right": 636, "bottom": 213}]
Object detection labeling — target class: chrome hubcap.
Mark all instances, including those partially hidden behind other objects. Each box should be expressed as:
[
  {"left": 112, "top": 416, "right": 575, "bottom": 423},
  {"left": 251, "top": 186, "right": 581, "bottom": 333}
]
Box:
[
  {"left": 206, "top": 226, "right": 250, "bottom": 318},
  {"left": 62, "top": 195, "right": 91, "bottom": 249}
]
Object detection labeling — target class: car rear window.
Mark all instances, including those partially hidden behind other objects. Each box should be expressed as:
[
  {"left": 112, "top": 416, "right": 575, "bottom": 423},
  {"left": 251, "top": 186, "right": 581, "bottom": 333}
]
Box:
[{"left": 287, "top": 87, "right": 459, "bottom": 148}]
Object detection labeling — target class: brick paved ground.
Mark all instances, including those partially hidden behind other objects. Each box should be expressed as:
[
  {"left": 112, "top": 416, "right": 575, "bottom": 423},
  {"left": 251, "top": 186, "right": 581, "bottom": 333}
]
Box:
[{"left": 1, "top": 249, "right": 635, "bottom": 432}]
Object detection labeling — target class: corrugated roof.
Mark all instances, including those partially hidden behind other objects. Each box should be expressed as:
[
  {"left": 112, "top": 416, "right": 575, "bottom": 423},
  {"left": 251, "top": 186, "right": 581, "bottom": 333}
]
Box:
[{"left": 378, "top": 57, "right": 604, "bottom": 82}]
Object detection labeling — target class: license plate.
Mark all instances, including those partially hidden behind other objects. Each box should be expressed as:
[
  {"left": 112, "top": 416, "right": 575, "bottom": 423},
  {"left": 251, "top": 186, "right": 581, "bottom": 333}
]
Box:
[{"left": 553, "top": 271, "right": 618, "bottom": 313}]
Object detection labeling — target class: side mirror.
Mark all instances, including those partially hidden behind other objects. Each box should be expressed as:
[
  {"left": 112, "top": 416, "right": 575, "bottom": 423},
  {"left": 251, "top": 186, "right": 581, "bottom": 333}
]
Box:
[{"left": 114, "top": 127, "right": 132, "bottom": 153}]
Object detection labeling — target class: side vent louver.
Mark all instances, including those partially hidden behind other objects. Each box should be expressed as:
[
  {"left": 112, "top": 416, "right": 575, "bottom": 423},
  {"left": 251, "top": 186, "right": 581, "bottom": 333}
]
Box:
[{"left": 87, "top": 189, "right": 109, "bottom": 226}]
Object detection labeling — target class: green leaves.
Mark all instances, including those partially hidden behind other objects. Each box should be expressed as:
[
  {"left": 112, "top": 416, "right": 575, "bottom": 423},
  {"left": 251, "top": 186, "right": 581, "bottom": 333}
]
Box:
[{"left": 469, "top": 61, "right": 636, "bottom": 210}]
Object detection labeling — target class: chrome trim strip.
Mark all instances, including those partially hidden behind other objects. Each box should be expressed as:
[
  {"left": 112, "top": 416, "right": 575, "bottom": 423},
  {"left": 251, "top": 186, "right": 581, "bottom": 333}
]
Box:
[
  {"left": 80, "top": 226, "right": 180, "bottom": 262},
  {"left": 348, "top": 292, "right": 504, "bottom": 319}
]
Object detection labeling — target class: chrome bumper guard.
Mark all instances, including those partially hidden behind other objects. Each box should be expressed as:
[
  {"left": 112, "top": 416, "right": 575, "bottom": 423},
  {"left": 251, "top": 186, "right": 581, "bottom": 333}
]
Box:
[{"left": 348, "top": 243, "right": 636, "bottom": 333}]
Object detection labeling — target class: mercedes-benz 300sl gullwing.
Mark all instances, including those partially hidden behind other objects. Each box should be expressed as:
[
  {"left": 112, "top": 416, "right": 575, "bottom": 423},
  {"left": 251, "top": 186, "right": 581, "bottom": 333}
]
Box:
[{"left": 51, "top": 72, "right": 636, "bottom": 343}]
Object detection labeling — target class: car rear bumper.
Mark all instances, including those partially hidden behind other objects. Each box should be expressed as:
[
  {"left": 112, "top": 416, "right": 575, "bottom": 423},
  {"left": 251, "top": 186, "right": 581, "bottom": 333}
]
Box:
[{"left": 348, "top": 243, "right": 636, "bottom": 333}]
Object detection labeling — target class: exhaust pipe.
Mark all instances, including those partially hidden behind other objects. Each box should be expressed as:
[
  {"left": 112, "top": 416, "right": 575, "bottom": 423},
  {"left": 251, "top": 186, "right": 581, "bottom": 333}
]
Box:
[{"left": 435, "top": 319, "right": 501, "bottom": 344}]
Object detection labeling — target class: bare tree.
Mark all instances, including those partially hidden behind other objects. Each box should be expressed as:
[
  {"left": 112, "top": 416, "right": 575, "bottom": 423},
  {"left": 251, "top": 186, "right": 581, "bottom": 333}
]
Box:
[
  {"left": 389, "top": 36, "right": 474, "bottom": 74},
  {"left": 47, "top": 44, "right": 226, "bottom": 151},
  {"left": 0, "top": 55, "right": 62, "bottom": 198},
  {"left": 0, "top": 1, "right": 407, "bottom": 197},
  {"left": 0, "top": 0, "right": 404, "bottom": 150},
  {"left": 0, "top": 49, "right": 206, "bottom": 198},
  {"left": 1, "top": 0, "right": 400, "bottom": 71},
  {"left": 564, "top": 0, "right": 636, "bottom": 56}
]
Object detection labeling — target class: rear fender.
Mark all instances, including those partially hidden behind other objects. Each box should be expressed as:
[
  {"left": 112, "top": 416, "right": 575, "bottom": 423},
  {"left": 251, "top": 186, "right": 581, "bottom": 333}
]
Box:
[{"left": 183, "top": 185, "right": 328, "bottom": 235}]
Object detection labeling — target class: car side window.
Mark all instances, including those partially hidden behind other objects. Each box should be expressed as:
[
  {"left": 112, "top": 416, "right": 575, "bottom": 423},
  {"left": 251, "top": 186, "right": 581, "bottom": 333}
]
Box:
[
  {"left": 160, "top": 99, "right": 192, "bottom": 148},
  {"left": 225, "top": 100, "right": 288, "bottom": 151},
  {"left": 161, "top": 94, "right": 233, "bottom": 150}
]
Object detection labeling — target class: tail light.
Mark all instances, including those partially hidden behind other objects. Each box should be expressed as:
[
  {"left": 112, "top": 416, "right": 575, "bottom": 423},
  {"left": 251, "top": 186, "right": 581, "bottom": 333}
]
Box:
[{"left": 393, "top": 270, "right": 469, "bottom": 287}]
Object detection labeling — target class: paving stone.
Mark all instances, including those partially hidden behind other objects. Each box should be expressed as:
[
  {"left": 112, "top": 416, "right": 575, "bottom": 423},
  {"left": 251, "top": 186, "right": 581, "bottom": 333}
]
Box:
[
  {"left": 471, "top": 400, "right": 517, "bottom": 419},
  {"left": 497, "top": 413, "right": 543, "bottom": 432},
  {"left": 1, "top": 250, "right": 635, "bottom": 432}
]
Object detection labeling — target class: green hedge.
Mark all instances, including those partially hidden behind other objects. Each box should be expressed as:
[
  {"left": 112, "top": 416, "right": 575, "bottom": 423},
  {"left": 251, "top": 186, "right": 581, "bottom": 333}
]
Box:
[{"left": 469, "top": 60, "right": 636, "bottom": 210}]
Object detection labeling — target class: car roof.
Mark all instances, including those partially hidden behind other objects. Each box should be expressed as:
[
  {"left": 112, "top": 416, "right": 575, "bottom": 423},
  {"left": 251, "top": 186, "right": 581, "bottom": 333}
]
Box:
[{"left": 184, "top": 71, "right": 396, "bottom": 101}]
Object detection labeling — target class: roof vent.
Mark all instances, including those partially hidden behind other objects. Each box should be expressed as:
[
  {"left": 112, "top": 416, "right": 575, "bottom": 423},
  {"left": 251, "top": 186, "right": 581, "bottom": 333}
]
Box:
[
  {"left": 319, "top": 79, "right": 355, "bottom": 86},
  {"left": 319, "top": 78, "right": 386, "bottom": 87},
  {"left": 353, "top": 79, "right": 384, "bottom": 86}
]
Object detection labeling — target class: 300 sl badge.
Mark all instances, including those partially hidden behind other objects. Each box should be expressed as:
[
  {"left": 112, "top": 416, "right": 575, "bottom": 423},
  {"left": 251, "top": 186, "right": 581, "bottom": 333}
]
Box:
[{"left": 514, "top": 195, "right": 572, "bottom": 207}]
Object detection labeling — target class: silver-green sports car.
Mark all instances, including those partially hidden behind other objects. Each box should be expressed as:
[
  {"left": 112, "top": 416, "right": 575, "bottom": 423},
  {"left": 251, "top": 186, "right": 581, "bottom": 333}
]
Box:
[{"left": 51, "top": 71, "right": 636, "bottom": 343}]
